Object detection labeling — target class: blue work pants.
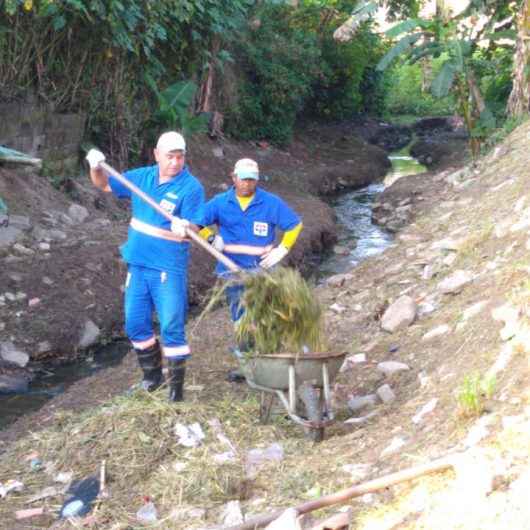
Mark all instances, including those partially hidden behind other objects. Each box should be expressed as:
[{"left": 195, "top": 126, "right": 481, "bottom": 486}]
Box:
[{"left": 124, "top": 264, "right": 190, "bottom": 359}]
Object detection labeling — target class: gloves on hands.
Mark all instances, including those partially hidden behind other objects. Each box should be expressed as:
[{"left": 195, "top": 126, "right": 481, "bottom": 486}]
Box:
[
  {"left": 260, "top": 244, "right": 288, "bottom": 269},
  {"left": 211, "top": 234, "right": 224, "bottom": 252},
  {"left": 170, "top": 217, "right": 190, "bottom": 238},
  {"left": 85, "top": 149, "right": 106, "bottom": 169}
]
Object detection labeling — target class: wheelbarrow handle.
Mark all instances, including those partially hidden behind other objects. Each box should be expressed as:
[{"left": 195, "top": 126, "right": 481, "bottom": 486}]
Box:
[{"left": 100, "top": 161, "right": 241, "bottom": 274}]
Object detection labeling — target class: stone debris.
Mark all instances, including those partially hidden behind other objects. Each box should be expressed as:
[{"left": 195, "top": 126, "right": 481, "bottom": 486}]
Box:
[
  {"left": 412, "top": 398, "right": 438, "bottom": 424},
  {"left": 381, "top": 436, "right": 407, "bottom": 457},
  {"left": 347, "top": 394, "right": 378, "bottom": 412},
  {"left": 422, "top": 324, "right": 450, "bottom": 341},
  {"left": 437, "top": 270, "right": 474, "bottom": 294},
  {"left": 491, "top": 303, "right": 520, "bottom": 341},
  {"left": 376, "top": 384, "right": 396, "bottom": 404},
  {"left": 462, "top": 300, "right": 487, "bottom": 321},
  {"left": 77, "top": 319, "right": 101, "bottom": 349},
  {"left": 377, "top": 361, "right": 410, "bottom": 376},
  {"left": 0, "top": 341, "right": 30, "bottom": 367},
  {"left": 329, "top": 302, "right": 347, "bottom": 314},
  {"left": 381, "top": 295, "right": 417, "bottom": 332}
]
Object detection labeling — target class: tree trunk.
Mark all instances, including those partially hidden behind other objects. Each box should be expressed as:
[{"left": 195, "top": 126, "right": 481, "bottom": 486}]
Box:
[{"left": 508, "top": 0, "right": 530, "bottom": 117}]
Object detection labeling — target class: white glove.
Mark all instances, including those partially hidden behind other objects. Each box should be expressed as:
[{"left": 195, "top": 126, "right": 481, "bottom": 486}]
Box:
[
  {"left": 211, "top": 234, "right": 224, "bottom": 252},
  {"left": 85, "top": 149, "right": 106, "bottom": 169},
  {"left": 170, "top": 217, "right": 189, "bottom": 238},
  {"left": 260, "top": 245, "right": 288, "bottom": 269}
]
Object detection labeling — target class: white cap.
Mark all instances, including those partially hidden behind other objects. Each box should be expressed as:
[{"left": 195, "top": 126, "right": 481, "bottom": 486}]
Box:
[
  {"left": 234, "top": 158, "right": 259, "bottom": 180},
  {"left": 156, "top": 131, "right": 186, "bottom": 153}
]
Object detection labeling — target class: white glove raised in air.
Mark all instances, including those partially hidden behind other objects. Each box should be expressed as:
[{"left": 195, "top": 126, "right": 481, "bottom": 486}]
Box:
[
  {"left": 260, "top": 244, "right": 288, "bottom": 269},
  {"left": 170, "top": 217, "right": 190, "bottom": 238},
  {"left": 85, "top": 149, "right": 106, "bottom": 169},
  {"left": 211, "top": 234, "right": 224, "bottom": 252}
]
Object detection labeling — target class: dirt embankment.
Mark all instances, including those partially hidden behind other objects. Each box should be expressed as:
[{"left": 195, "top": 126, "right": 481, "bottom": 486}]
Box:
[{"left": 0, "top": 125, "right": 390, "bottom": 391}]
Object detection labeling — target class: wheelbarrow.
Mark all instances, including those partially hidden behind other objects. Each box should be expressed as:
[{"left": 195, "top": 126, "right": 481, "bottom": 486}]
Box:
[{"left": 240, "top": 351, "right": 347, "bottom": 442}]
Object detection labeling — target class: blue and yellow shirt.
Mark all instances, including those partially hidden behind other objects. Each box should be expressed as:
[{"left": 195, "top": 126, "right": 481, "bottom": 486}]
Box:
[{"left": 202, "top": 187, "right": 300, "bottom": 275}]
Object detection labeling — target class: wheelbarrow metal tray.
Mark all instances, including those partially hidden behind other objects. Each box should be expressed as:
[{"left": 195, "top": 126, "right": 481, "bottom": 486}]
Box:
[{"left": 241, "top": 351, "right": 346, "bottom": 390}]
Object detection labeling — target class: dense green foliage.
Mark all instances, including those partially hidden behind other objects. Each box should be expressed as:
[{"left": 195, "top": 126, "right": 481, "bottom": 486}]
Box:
[
  {"left": 0, "top": 0, "right": 252, "bottom": 164},
  {"left": 225, "top": 4, "right": 321, "bottom": 146},
  {"left": 382, "top": 58, "right": 454, "bottom": 116},
  {"left": 225, "top": 1, "right": 385, "bottom": 145},
  {"left": 375, "top": 0, "right": 518, "bottom": 156}
]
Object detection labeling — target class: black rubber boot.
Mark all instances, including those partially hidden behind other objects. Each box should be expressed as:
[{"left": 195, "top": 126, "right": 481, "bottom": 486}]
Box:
[
  {"left": 167, "top": 358, "right": 186, "bottom": 402},
  {"left": 135, "top": 341, "right": 163, "bottom": 392}
]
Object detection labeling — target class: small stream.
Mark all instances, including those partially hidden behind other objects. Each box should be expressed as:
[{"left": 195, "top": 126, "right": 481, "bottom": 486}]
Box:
[
  {"left": 0, "top": 148, "right": 426, "bottom": 431},
  {"left": 0, "top": 341, "right": 130, "bottom": 430},
  {"left": 318, "top": 148, "right": 426, "bottom": 278}
]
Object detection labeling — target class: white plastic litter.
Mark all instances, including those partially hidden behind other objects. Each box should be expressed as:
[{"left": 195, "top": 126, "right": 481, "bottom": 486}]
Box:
[{"left": 174, "top": 422, "right": 205, "bottom": 448}]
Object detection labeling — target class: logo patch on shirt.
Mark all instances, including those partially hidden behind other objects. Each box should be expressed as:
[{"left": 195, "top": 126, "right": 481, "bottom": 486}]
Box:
[
  {"left": 166, "top": 192, "right": 179, "bottom": 200},
  {"left": 253, "top": 221, "right": 269, "bottom": 237},
  {"left": 160, "top": 199, "right": 176, "bottom": 215}
]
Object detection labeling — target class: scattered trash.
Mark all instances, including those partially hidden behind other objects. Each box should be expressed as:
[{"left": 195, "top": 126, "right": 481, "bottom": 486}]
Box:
[
  {"left": 208, "top": 418, "right": 237, "bottom": 450},
  {"left": 54, "top": 471, "right": 74, "bottom": 484},
  {"left": 213, "top": 451, "right": 237, "bottom": 464},
  {"left": 174, "top": 422, "right": 205, "bottom": 448},
  {"left": 15, "top": 507, "right": 45, "bottom": 520},
  {"left": 173, "top": 462, "right": 187, "bottom": 472},
  {"left": 27, "top": 486, "right": 60, "bottom": 504},
  {"left": 221, "top": 500, "right": 244, "bottom": 525},
  {"left": 246, "top": 443, "right": 284, "bottom": 476},
  {"left": 0, "top": 479, "right": 24, "bottom": 498},
  {"left": 30, "top": 458, "right": 43, "bottom": 471},
  {"left": 136, "top": 500, "right": 158, "bottom": 524},
  {"left": 59, "top": 476, "right": 100, "bottom": 519}
]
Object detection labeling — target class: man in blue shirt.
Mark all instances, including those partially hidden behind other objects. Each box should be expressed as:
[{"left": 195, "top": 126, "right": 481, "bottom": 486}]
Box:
[
  {"left": 86, "top": 131, "right": 205, "bottom": 402},
  {"left": 201, "top": 158, "right": 302, "bottom": 380}
]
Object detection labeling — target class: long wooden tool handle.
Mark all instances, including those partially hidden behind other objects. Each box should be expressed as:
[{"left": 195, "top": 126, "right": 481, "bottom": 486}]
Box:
[
  {"left": 224, "top": 455, "right": 455, "bottom": 530},
  {"left": 100, "top": 161, "right": 240, "bottom": 273}
]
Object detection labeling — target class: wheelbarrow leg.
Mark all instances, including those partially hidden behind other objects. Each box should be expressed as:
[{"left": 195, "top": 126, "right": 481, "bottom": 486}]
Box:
[
  {"left": 259, "top": 392, "right": 275, "bottom": 424},
  {"left": 298, "top": 382, "right": 324, "bottom": 443}
]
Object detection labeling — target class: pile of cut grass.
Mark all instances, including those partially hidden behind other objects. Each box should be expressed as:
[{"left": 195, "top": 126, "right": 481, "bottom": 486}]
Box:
[{"left": 236, "top": 267, "right": 324, "bottom": 356}]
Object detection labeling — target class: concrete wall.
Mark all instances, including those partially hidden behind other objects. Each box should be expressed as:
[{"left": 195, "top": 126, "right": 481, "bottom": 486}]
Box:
[{"left": 0, "top": 96, "right": 85, "bottom": 173}]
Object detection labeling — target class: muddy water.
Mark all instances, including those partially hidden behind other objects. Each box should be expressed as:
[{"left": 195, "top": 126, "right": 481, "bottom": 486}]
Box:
[
  {"left": 0, "top": 341, "right": 130, "bottom": 430},
  {"left": 318, "top": 148, "right": 426, "bottom": 277}
]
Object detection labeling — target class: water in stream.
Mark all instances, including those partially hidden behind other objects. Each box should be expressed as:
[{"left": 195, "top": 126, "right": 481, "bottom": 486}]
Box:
[
  {"left": 0, "top": 341, "right": 130, "bottom": 430},
  {"left": 0, "top": 149, "right": 426, "bottom": 431},
  {"left": 318, "top": 149, "right": 426, "bottom": 277}
]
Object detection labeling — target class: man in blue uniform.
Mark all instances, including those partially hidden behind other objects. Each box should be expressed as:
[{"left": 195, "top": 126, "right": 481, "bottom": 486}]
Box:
[
  {"left": 200, "top": 158, "right": 302, "bottom": 380},
  {"left": 86, "top": 131, "right": 205, "bottom": 402}
]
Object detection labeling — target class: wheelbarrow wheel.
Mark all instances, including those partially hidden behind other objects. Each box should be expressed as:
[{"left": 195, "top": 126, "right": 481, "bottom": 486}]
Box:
[{"left": 297, "top": 382, "right": 324, "bottom": 442}]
